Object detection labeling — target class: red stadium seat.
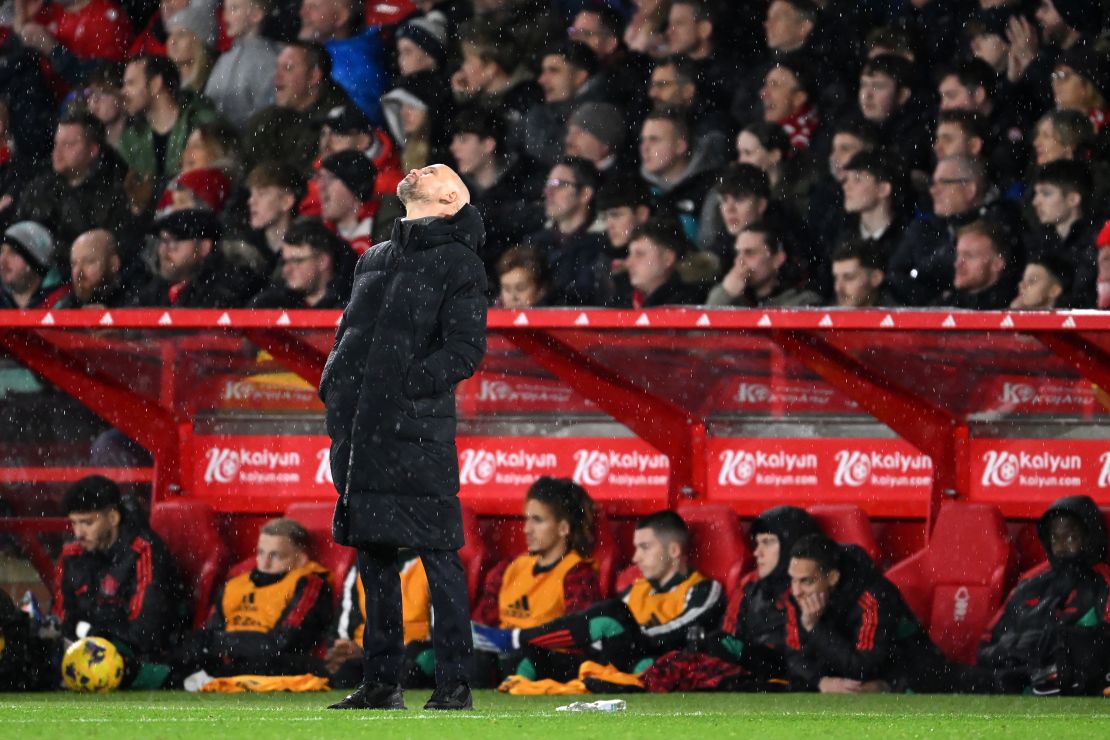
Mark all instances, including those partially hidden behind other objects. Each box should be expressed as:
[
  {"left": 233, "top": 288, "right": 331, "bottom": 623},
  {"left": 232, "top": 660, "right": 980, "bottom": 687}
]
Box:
[
  {"left": 885, "top": 503, "right": 1016, "bottom": 664},
  {"left": 808, "top": 504, "right": 882, "bottom": 563},
  {"left": 459, "top": 504, "right": 488, "bottom": 609},
  {"left": 284, "top": 502, "right": 356, "bottom": 598},
  {"left": 592, "top": 509, "right": 621, "bottom": 597},
  {"left": 615, "top": 505, "right": 751, "bottom": 595},
  {"left": 150, "top": 500, "right": 231, "bottom": 629}
]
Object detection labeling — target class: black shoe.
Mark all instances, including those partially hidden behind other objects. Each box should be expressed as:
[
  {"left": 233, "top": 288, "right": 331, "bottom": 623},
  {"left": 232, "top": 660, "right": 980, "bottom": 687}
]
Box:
[
  {"left": 328, "top": 681, "right": 405, "bottom": 709},
  {"left": 424, "top": 681, "right": 473, "bottom": 710}
]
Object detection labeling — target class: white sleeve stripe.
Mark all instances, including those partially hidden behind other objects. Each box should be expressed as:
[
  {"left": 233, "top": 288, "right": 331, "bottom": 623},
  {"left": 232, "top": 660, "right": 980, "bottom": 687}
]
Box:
[
  {"left": 641, "top": 580, "right": 723, "bottom": 637},
  {"left": 337, "top": 567, "right": 358, "bottom": 640}
]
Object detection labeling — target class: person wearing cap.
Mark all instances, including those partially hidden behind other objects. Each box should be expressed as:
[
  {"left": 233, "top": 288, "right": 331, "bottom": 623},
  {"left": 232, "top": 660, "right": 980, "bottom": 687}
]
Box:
[
  {"left": 56, "top": 229, "right": 142, "bottom": 309},
  {"left": 1051, "top": 47, "right": 1108, "bottom": 132},
  {"left": 0, "top": 221, "right": 71, "bottom": 309},
  {"left": 15, "top": 111, "right": 134, "bottom": 256},
  {"left": 120, "top": 54, "right": 220, "bottom": 179},
  {"left": 54, "top": 475, "right": 186, "bottom": 673},
  {"left": 134, "top": 208, "right": 261, "bottom": 307},
  {"left": 249, "top": 216, "right": 353, "bottom": 308},
  {"left": 524, "top": 41, "right": 605, "bottom": 168},
  {"left": 1011, "top": 254, "right": 1074, "bottom": 310},
  {"left": 1025, "top": 159, "right": 1099, "bottom": 307},
  {"left": 396, "top": 11, "right": 449, "bottom": 77},
  {"left": 243, "top": 41, "right": 355, "bottom": 176},
  {"left": 449, "top": 108, "right": 544, "bottom": 277},
  {"left": 205, "top": 0, "right": 280, "bottom": 129},
  {"left": 564, "top": 102, "right": 632, "bottom": 184},
  {"left": 609, "top": 219, "right": 703, "bottom": 308},
  {"left": 317, "top": 150, "right": 380, "bottom": 255}
]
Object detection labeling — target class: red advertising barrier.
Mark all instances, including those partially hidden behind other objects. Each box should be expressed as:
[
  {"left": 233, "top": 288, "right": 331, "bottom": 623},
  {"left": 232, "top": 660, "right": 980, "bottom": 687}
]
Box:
[{"left": 968, "top": 440, "right": 1110, "bottom": 517}]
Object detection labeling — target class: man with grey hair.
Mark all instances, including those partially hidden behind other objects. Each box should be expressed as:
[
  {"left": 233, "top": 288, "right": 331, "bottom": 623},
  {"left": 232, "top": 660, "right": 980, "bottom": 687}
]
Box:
[
  {"left": 888, "top": 154, "right": 1019, "bottom": 305},
  {"left": 321, "top": 164, "right": 485, "bottom": 711}
]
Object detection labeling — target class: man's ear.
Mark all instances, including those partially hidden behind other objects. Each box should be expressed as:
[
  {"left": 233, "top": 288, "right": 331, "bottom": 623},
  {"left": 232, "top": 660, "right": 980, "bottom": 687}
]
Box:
[
  {"left": 108, "top": 508, "right": 121, "bottom": 528},
  {"left": 897, "top": 87, "right": 911, "bottom": 106},
  {"left": 868, "top": 268, "right": 885, "bottom": 289},
  {"left": 109, "top": 253, "right": 121, "bottom": 276},
  {"left": 772, "top": 248, "right": 786, "bottom": 271},
  {"left": 827, "top": 568, "right": 840, "bottom": 589},
  {"left": 197, "top": 239, "right": 215, "bottom": 259}
]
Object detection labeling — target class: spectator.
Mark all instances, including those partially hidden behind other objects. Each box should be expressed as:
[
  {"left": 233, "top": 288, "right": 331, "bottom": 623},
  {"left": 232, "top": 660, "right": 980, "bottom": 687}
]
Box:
[
  {"left": 835, "top": 150, "right": 907, "bottom": 266},
  {"left": 702, "top": 162, "right": 772, "bottom": 269},
  {"left": 450, "top": 22, "right": 542, "bottom": 151},
  {"left": 245, "top": 161, "right": 306, "bottom": 266},
  {"left": 134, "top": 208, "right": 261, "bottom": 307},
  {"left": 568, "top": 3, "right": 651, "bottom": 122},
  {"left": 178, "top": 518, "right": 333, "bottom": 678},
  {"left": 760, "top": 55, "right": 819, "bottom": 151},
  {"left": 120, "top": 54, "right": 219, "bottom": 179},
  {"left": 395, "top": 12, "right": 449, "bottom": 77},
  {"left": 16, "top": 112, "right": 134, "bottom": 257},
  {"left": 473, "top": 510, "right": 724, "bottom": 683},
  {"left": 381, "top": 71, "right": 454, "bottom": 172},
  {"left": 1007, "top": 0, "right": 1101, "bottom": 111},
  {"left": 565, "top": 102, "right": 630, "bottom": 183},
  {"left": 1051, "top": 47, "right": 1108, "bottom": 132},
  {"left": 889, "top": 155, "right": 1017, "bottom": 305},
  {"left": 977, "top": 495, "right": 1110, "bottom": 695},
  {"left": 16, "top": 0, "right": 134, "bottom": 82},
  {"left": 965, "top": 10, "right": 1015, "bottom": 76},
  {"left": 82, "top": 63, "right": 128, "bottom": 153},
  {"left": 664, "top": 0, "right": 736, "bottom": 112},
  {"left": 54, "top": 476, "right": 185, "bottom": 670},
  {"left": 470, "top": 477, "right": 601, "bottom": 684},
  {"left": 129, "top": 0, "right": 195, "bottom": 57},
  {"left": 856, "top": 54, "right": 931, "bottom": 177},
  {"left": 784, "top": 533, "right": 954, "bottom": 693},
  {"left": 609, "top": 219, "right": 703, "bottom": 308},
  {"left": 596, "top": 174, "right": 653, "bottom": 272},
  {"left": 56, "top": 229, "right": 141, "bottom": 309},
  {"left": 1032, "top": 109, "right": 1094, "bottom": 167},
  {"left": 707, "top": 222, "right": 820, "bottom": 308},
  {"left": 243, "top": 41, "right": 353, "bottom": 176},
  {"left": 642, "top": 506, "right": 822, "bottom": 691},
  {"left": 934, "top": 110, "right": 990, "bottom": 164},
  {"left": 164, "top": 2, "right": 216, "bottom": 92},
  {"left": 639, "top": 108, "right": 719, "bottom": 242},
  {"left": 830, "top": 240, "right": 891, "bottom": 308},
  {"left": 524, "top": 157, "right": 608, "bottom": 306},
  {"left": 1026, "top": 160, "right": 1098, "bottom": 307},
  {"left": 0, "top": 221, "right": 70, "bottom": 309},
  {"left": 156, "top": 167, "right": 233, "bottom": 219},
  {"left": 623, "top": 0, "right": 669, "bottom": 58},
  {"left": 205, "top": 0, "right": 280, "bottom": 129},
  {"left": 805, "top": 118, "right": 881, "bottom": 253},
  {"left": 249, "top": 217, "right": 353, "bottom": 308},
  {"left": 496, "top": 245, "right": 552, "bottom": 309},
  {"left": 736, "top": 121, "right": 815, "bottom": 228},
  {"left": 933, "top": 220, "right": 1013, "bottom": 310},
  {"left": 297, "top": 0, "right": 388, "bottom": 122},
  {"left": 449, "top": 108, "right": 543, "bottom": 274},
  {"left": 1011, "top": 255, "right": 1073, "bottom": 310},
  {"left": 523, "top": 42, "right": 603, "bottom": 167},
  {"left": 317, "top": 150, "right": 379, "bottom": 254},
  {"left": 648, "top": 54, "right": 730, "bottom": 147}
]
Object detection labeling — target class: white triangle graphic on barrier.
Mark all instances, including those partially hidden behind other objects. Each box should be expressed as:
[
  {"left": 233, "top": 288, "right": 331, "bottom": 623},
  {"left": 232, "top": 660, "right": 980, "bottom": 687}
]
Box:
[
  {"left": 158, "top": 312, "right": 173, "bottom": 325},
  {"left": 880, "top": 315, "right": 894, "bottom": 327},
  {"left": 41, "top": 313, "right": 55, "bottom": 325},
  {"left": 217, "top": 312, "right": 232, "bottom": 326},
  {"left": 635, "top": 313, "right": 651, "bottom": 326},
  {"left": 757, "top": 314, "right": 772, "bottom": 327},
  {"left": 1000, "top": 314, "right": 1014, "bottom": 328},
  {"left": 696, "top": 313, "right": 711, "bottom": 327},
  {"left": 99, "top": 313, "right": 113, "bottom": 326},
  {"left": 574, "top": 313, "right": 589, "bottom": 326},
  {"left": 942, "top": 315, "right": 956, "bottom": 327},
  {"left": 819, "top": 314, "right": 833, "bottom": 327},
  {"left": 513, "top": 313, "right": 529, "bottom": 326},
  {"left": 277, "top": 312, "right": 291, "bottom": 326},
  {"left": 1062, "top": 315, "right": 1076, "bottom": 328}
]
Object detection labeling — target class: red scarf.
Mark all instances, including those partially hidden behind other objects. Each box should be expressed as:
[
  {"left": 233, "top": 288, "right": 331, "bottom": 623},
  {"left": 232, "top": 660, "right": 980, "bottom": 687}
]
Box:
[
  {"left": 780, "top": 106, "right": 819, "bottom": 151},
  {"left": 1088, "top": 109, "right": 1107, "bottom": 134}
]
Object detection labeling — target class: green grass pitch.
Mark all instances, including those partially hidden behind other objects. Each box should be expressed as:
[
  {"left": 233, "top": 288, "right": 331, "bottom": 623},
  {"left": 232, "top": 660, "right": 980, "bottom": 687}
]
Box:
[{"left": 2, "top": 690, "right": 1109, "bottom": 738}]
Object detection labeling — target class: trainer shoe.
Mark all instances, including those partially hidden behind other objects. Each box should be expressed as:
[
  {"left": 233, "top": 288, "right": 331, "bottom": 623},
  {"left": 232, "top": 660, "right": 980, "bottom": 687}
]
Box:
[
  {"left": 327, "top": 681, "right": 406, "bottom": 709},
  {"left": 424, "top": 681, "right": 473, "bottom": 710},
  {"left": 471, "top": 622, "right": 514, "bottom": 654}
]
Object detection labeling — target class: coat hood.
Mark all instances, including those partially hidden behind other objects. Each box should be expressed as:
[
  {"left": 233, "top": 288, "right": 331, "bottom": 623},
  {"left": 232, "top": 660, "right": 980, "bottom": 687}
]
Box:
[
  {"left": 1037, "top": 495, "right": 1108, "bottom": 567},
  {"left": 828, "top": 543, "right": 882, "bottom": 608},
  {"left": 392, "top": 202, "right": 485, "bottom": 255},
  {"left": 750, "top": 505, "right": 821, "bottom": 585}
]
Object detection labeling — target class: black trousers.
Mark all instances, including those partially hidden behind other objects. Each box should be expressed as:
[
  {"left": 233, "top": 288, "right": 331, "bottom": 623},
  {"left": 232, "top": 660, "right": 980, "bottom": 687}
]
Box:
[
  {"left": 357, "top": 546, "right": 472, "bottom": 687},
  {"left": 518, "top": 599, "right": 649, "bottom": 680}
]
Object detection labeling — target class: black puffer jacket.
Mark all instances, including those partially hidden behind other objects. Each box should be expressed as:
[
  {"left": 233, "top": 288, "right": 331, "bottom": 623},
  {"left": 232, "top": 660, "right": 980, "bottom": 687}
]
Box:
[
  {"left": 320, "top": 204, "right": 487, "bottom": 550},
  {"left": 977, "top": 496, "right": 1110, "bottom": 674}
]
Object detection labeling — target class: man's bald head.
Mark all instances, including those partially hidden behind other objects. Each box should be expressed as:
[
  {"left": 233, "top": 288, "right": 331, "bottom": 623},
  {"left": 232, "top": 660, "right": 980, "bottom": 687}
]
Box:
[
  {"left": 70, "top": 229, "right": 121, "bottom": 305},
  {"left": 397, "top": 164, "right": 470, "bottom": 218}
]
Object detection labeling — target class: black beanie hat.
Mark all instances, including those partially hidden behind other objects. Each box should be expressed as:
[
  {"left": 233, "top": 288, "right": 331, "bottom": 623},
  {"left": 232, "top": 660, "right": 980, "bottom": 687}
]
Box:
[{"left": 320, "top": 151, "right": 378, "bottom": 202}]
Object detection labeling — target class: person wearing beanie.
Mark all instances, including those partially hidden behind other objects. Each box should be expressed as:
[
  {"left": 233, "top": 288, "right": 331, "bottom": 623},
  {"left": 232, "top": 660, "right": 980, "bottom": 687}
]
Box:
[
  {"left": 0, "top": 221, "right": 70, "bottom": 309},
  {"left": 133, "top": 208, "right": 262, "bottom": 307},
  {"left": 54, "top": 475, "right": 186, "bottom": 678},
  {"left": 205, "top": 0, "right": 281, "bottom": 129},
  {"left": 564, "top": 102, "right": 631, "bottom": 181},
  {"left": 156, "top": 167, "right": 234, "bottom": 217},
  {"left": 396, "top": 11, "right": 449, "bottom": 76},
  {"left": 318, "top": 150, "right": 380, "bottom": 254},
  {"left": 164, "top": 4, "right": 218, "bottom": 92},
  {"left": 381, "top": 70, "right": 455, "bottom": 172}
]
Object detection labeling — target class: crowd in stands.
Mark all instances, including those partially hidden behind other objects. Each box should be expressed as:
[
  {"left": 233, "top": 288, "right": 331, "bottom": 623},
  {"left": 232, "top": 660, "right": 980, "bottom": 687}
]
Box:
[
  {"left": 3, "top": 474, "right": 1107, "bottom": 696},
  {"left": 1, "top": 0, "right": 1110, "bottom": 312}
]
